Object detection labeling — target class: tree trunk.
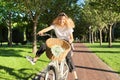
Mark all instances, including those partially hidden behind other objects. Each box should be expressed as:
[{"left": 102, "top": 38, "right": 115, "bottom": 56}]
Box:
[
  {"left": 108, "top": 24, "right": 113, "bottom": 47},
  {"left": 94, "top": 31, "right": 97, "bottom": 42},
  {"left": 104, "top": 29, "right": 107, "bottom": 42},
  {"left": 8, "top": 12, "right": 12, "bottom": 47},
  {"left": 89, "top": 26, "right": 91, "bottom": 43},
  {"left": 112, "top": 23, "right": 116, "bottom": 42},
  {"left": 32, "top": 14, "right": 40, "bottom": 54},
  {"left": 32, "top": 21, "right": 37, "bottom": 54},
  {"left": 24, "top": 27, "right": 26, "bottom": 41},
  {"left": 91, "top": 31, "right": 94, "bottom": 43},
  {"left": 99, "top": 29, "right": 102, "bottom": 46}
]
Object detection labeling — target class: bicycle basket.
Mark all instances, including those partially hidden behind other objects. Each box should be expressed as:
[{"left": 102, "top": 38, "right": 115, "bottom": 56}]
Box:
[{"left": 46, "top": 38, "right": 71, "bottom": 62}]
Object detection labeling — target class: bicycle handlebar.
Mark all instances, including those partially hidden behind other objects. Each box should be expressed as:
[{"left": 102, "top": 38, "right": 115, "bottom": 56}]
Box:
[{"left": 37, "top": 33, "right": 52, "bottom": 38}]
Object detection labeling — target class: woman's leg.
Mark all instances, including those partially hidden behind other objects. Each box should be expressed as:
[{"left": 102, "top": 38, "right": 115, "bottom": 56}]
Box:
[
  {"left": 66, "top": 51, "right": 75, "bottom": 72},
  {"left": 33, "top": 43, "right": 46, "bottom": 62},
  {"left": 66, "top": 50, "right": 78, "bottom": 79},
  {"left": 26, "top": 43, "right": 46, "bottom": 65}
]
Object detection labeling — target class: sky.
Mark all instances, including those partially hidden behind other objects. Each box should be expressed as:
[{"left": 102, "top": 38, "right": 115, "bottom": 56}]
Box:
[{"left": 77, "top": 0, "right": 84, "bottom": 4}]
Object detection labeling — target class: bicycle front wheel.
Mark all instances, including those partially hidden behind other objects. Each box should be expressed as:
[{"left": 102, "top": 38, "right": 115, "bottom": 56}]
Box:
[{"left": 44, "top": 66, "right": 58, "bottom": 80}]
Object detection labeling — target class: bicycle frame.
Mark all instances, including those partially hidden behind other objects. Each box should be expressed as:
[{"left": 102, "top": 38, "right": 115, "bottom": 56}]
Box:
[{"left": 46, "top": 59, "right": 69, "bottom": 80}]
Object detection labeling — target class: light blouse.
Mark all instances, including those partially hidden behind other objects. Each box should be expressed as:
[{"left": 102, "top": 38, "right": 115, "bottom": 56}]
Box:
[{"left": 50, "top": 25, "right": 74, "bottom": 41}]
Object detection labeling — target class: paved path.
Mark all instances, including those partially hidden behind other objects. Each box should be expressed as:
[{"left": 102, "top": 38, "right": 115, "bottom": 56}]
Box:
[{"left": 67, "top": 43, "right": 120, "bottom": 80}]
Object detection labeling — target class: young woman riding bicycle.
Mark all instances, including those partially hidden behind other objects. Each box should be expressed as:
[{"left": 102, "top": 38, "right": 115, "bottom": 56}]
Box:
[{"left": 26, "top": 12, "right": 79, "bottom": 80}]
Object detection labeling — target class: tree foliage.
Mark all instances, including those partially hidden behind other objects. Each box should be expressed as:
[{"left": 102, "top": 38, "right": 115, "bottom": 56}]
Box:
[{"left": 0, "top": 0, "right": 120, "bottom": 47}]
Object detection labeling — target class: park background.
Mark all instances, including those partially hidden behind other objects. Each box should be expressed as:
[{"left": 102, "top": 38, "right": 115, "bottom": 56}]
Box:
[{"left": 0, "top": 0, "right": 120, "bottom": 79}]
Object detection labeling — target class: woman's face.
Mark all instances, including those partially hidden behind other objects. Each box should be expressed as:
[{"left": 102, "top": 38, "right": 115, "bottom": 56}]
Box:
[{"left": 58, "top": 16, "right": 66, "bottom": 26}]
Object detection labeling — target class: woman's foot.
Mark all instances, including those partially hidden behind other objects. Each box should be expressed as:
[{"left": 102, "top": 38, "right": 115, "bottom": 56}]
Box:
[
  {"left": 26, "top": 56, "right": 36, "bottom": 65},
  {"left": 73, "top": 71, "right": 79, "bottom": 80}
]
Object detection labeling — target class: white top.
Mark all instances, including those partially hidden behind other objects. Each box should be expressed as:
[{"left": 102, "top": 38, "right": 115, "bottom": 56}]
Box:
[{"left": 50, "top": 25, "right": 74, "bottom": 41}]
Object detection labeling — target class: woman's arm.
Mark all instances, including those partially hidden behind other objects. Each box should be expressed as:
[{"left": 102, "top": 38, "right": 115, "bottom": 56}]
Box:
[
  {"left": 69, "top": 33, "right": 74, "bottom": 43},
  {"left": 37, "top": 26, "right": 53, "bottom": 35}
]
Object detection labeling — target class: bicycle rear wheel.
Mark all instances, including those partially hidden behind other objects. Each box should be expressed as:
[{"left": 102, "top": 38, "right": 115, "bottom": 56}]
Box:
[{"left": 44, "top": 66, "right": 58, "bottom": 80}]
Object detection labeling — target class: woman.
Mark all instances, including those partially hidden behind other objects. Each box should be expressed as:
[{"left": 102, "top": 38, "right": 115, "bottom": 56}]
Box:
[{"left": 26, "top": 12, "right": 78, "bottom": 80}]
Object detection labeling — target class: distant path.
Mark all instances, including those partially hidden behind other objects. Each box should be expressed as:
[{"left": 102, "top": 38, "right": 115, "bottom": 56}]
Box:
[{"left": 67, "top": 43, "right": 120, "bottom": 80}]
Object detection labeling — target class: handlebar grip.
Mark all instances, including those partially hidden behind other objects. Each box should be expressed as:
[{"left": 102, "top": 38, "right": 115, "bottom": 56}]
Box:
[
  {"left": 44, "top": 33, "right": 51, "bottom": 37},
  {"left": 37, "top": 33, "right": 51, "bottom": 37}
]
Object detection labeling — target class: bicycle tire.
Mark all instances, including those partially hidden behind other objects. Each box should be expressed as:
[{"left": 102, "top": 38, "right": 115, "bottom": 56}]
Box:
[{"left": 44, "top": 66, "right": 58, "bottom": 80}]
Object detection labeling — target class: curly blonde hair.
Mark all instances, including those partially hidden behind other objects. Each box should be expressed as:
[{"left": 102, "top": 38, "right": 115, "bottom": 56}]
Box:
[{"left": 52, "top": 12, "right": 75, "bottom": 28}]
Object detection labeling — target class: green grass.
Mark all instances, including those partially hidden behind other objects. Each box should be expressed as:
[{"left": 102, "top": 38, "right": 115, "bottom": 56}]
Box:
[
  {"left": 0, "top": 44, "right": 50, "bottom": 80},
  {"left": 85, "top": 42, "right": 120, "bottom": 74},
  {"left": 1, "top": 42, "right": 120, "bottom": 79}
]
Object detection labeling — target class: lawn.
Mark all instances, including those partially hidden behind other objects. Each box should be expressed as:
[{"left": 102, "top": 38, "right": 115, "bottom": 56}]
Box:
[
  {"left": 85, "top": 42, "right": 120, "bottom": 74},
  {"left": 1, "top": 42, "right": 120, "bottom": 79},
  {"left": 0, "top": 44, "right": 50, "bottom": 80}
]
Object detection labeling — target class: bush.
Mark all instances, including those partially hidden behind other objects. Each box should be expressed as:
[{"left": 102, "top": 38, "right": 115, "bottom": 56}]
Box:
[
  {"left": 12, "top": 27, "right": 24, "bottom": 44},
  {"left": 0, "top": 26, "right": 8, "bottom": 43}
]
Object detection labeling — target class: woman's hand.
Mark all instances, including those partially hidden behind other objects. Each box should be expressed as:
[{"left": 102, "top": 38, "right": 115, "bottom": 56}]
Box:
[
  {"left": 69, "top": 39, "right": 73, "bottom": 44},
  {"left": 69, "top": 33, "right": 74, "bottom": 43},
  {"left": 37, "top": 31, "right": 44, "bottom": 36}
]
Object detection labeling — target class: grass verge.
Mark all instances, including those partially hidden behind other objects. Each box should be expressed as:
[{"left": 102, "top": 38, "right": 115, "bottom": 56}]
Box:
[
  {"left": 85, "top": 42, "right": 120, "bottom": 74},
  {"left": 0, "top": 44, "right": 50, "bottom": 80}
]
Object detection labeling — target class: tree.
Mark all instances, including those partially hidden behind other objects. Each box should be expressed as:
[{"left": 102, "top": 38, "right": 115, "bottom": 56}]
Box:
[
  {"left": 82, "top": 2, "right": 100, "bottom": 44},
  {"left": 103, "top": 11, "right": 120, "bottom": 47},
  {"left": 88, "top": 0, "right": 120, "bottom": 47},
  {"left": 17, "top": 0, "right": 52, "bottom": 53},
  {"left": 0, "top": 0, "right": 20, "bottom": 46}
]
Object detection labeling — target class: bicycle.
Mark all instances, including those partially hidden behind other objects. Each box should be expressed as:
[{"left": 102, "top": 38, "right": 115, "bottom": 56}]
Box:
[{"left": 33, "top": 34, "right": 71, "bottom": 80}]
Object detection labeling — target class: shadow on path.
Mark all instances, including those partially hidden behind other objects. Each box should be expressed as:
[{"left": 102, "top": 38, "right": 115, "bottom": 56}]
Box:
[{"left": 75, "top": 65, "right": 120, "bottom": 74}]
